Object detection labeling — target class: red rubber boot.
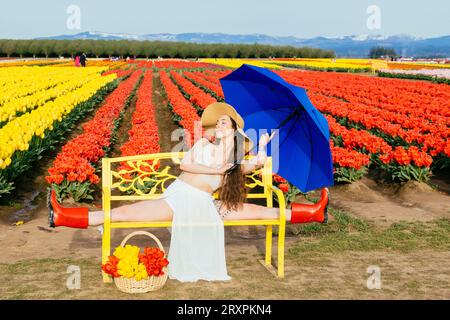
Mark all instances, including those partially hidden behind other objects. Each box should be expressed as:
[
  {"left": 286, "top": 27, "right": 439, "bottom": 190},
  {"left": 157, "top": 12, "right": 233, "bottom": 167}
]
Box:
[
  {"left": 47, "top": 189, "right": 89, "bottom": 229},
  {"left": 290, "top": 188, "right": 329, "bottom": 224}
]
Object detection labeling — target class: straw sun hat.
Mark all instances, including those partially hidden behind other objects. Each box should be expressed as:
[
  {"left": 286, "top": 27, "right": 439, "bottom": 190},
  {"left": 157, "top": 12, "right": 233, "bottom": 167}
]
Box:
[{"left": 201, "top": 102, "right": 253, "bottom": 153}]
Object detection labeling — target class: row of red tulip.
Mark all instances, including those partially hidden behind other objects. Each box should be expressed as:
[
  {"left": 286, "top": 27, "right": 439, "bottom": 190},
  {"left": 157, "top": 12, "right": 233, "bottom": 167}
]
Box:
[
  {"left": 203, "top": 69, "right": 231, "bottom": 78},
  {"left": 279, "top": 70, "right": 449, "bottom": 134},
  {"left": 330, "top": 141, "right": 370, "bottom": 169},
  {"left": 278, "top": 70, "right": 450, "bottom": 120},
  {"left": 191, "top": 70, "right": 231, "bottom": 98},
  {"left": 158, "top": 70, "right": 200, "bottom": 146},
  {"left": 312, "top": 91, "right": 448, "bottom": 158},
  {"left": 102, "top": 69, "right": 135, "bottom": 78},
  {"left": 46, "top": 70, "right": 143, "bottom": 200},
  {"left": 128, "top": 61, "right": 154, "bottom": 69},
  {"left": 116, "top": 70, "right": 162, "bottom": 186},
  {"left": 326, "top": 114, "right": 433, "bottom": 167},
  {"left": 119, "top": 70, "right": 160, "bottom": 160},
  {"left": 192, "top": 70, "right": 229, "bottom": 87},
  {"left": 169, "top": 70, "right": 217, "bottom": 109},
  {"left": 154, "top": 60, "right": 219, "bottom": 69},
  {"left": 183, "top": 71, "right": 225, "bottom": 99},
  {"left": 326, "top": 115, "right": 392, "bottom": 155}
]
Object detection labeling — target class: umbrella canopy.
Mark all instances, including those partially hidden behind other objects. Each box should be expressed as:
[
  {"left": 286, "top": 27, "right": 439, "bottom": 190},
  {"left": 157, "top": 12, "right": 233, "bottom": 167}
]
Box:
[{"left": 219, "top": 64, "right": 333, "bottom": 192}]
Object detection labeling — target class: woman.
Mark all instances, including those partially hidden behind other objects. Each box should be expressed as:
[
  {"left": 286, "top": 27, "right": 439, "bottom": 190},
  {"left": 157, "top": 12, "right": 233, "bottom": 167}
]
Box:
[{"left": 48, "top": 102, "right": 329, "bottom": 282}]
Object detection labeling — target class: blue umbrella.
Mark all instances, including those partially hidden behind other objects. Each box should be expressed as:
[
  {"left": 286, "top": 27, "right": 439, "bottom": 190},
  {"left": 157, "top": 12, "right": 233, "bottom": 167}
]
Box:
[{"left": 219, "top": 64, "right": 333, "bottom": 193}]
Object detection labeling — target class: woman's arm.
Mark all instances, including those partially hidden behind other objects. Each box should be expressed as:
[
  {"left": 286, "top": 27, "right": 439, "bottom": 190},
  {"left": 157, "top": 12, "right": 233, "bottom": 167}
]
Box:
[
  {"left": 241, "top": 132, "right": 275, "bottom": 174},
  {"left": 241, "top": 146, "right": 267, "bottom": 174},
  {"left": 179, "top": 162, "right": 222, "bottom": 175}
]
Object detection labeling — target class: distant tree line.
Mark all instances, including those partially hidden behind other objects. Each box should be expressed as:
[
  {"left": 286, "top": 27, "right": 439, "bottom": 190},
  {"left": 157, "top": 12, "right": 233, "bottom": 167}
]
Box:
[
  {"left": 369, "top": 46, "right": 398, "bottom": 59},
  {"left": 0, "top": 39, "right": 335, "bottom": 59}
]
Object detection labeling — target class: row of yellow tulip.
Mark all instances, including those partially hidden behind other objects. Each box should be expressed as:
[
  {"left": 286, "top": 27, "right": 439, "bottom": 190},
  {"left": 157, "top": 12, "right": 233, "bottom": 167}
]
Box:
[
  {"left": 0, "top": 59, "right": 65, "bottom": 68},
  {"left": 0, "top": 67, "right": 70, "bottom": 101},
  {"left": 0, "top": 68, "right": 110, "bottom": 123},
  {"left": 269, "top": 59, "right": 371, "bottom": 70},
  {"left": 0, "top": 67, "right": 109, "bottom": 106},
  {"left": 0, "top": 73, "right": 117, "bottom": 169},
  {"left": 388, "top": 62, "right": 450, "bottom": 70},
  {"left": 54, "top": 60, "right": 129, "bottom": 69},
  {"left": 200, "top": 58, "right": 281, "bottom": 69}
]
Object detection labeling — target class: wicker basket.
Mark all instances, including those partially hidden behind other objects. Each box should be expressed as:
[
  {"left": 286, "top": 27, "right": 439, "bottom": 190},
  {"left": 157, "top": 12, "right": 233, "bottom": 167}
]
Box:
[{"left": 113, "top": 231, "right": 168, "bottom": 294}]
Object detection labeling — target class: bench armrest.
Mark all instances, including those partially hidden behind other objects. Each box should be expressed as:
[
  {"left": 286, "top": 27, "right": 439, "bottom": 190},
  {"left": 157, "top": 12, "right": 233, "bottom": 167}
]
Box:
[
  {"left": 266, "top": 184, "right": 286, "bottom": 222},
  {"left": 104, "top": 152, "right": 186, "bottom": 164}
]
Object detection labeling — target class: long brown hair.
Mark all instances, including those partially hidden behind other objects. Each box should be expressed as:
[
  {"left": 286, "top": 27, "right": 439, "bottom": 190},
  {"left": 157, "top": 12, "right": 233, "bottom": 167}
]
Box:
[{"left": 216, "top": 117, "right": 248, "bottom": 212}]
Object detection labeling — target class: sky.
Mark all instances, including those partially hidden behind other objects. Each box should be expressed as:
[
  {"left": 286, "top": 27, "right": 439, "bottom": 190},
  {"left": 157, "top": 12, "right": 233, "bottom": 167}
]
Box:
[{"left": 0, "top": 0, "right": 448, "bottom": 39}]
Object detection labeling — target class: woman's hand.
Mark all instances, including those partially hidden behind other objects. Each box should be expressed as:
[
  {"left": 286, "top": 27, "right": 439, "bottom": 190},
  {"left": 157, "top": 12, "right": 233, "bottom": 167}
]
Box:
[{"left": 258, "top": 132, "right": 276, "bottom": 149}]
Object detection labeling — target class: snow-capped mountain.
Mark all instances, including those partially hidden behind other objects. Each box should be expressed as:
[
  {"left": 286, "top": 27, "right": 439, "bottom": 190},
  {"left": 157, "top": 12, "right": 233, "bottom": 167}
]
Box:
[{"left": 37, "top": 32, "right": 450, "bottom": 57}]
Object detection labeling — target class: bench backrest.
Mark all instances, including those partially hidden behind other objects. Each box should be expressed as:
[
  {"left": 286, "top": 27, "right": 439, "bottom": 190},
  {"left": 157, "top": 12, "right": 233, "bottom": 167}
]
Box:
[{"left": 101, "top": 152, "right": 273, "bottom": 205}]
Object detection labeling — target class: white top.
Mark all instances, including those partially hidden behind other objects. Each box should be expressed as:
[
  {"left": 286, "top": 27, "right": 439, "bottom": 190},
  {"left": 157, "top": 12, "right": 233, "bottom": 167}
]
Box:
[
  {"left": 180, "top": 138, "right": 224, "bottom": 191},
  {"left": 180, "top": 137, "right": 263, "bottom": 192}
]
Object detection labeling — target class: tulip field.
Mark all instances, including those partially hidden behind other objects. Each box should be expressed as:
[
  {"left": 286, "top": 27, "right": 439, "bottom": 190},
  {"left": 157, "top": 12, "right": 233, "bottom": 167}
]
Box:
[{"left": 0, "top": 58, "right": 449, "bottom": 203}]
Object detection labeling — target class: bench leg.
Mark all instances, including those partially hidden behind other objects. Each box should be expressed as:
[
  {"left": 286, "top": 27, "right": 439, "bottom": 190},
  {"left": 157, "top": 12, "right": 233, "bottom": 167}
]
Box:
[
  {"left": 258, "top": 225, "right": 279, "bottom": 278},
  {"left": 278, "top": 225, "right": 285, "bottom": 278},
  {"left": 102, "top": 223, "right": 112, "bottom": 283},
  {"left": 265, "top": 225, "right": 272, "bottom": 265}
]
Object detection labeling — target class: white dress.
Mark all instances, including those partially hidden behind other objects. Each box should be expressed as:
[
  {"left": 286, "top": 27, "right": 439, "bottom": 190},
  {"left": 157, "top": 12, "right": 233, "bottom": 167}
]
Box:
[{"left": 160, "top": 138, "right": 232, "bottom": 282}]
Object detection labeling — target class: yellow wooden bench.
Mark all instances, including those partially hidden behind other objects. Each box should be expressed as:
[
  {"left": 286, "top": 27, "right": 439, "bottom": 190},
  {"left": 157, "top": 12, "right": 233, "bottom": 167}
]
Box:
[{"left": 101, "top": 152, "right": 286, "bottom": 282}]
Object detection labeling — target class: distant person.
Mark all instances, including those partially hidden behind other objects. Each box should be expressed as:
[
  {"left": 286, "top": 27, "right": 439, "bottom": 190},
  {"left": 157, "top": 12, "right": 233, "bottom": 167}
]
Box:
[
  {"left": 74, "top": 55, "right": 80, "bottom": 67},
  {"left": 80, "top": 53, "right": 87, "bottom": 67}
]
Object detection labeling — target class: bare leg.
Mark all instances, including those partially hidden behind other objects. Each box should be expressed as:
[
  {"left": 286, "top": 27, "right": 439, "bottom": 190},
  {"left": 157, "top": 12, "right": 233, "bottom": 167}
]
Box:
[
  {"left": 89, "top": 201, "right": 289, "bottom": 227},
  {"left": 222, "top": 203, "right": 292, "bottom": 221},
  {"left": 89, "top": 199, "right": 174, "bottom": 226}
]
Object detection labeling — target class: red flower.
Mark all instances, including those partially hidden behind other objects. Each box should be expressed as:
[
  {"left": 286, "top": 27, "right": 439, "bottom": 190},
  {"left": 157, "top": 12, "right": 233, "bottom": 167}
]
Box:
[
  {"left": 89, "top": 174, "right": 100, "bottom": 184},
  {"left": 67, "top": 172, "right": 78, "bottom": 182},
  {"left": 170, "top": 70, "right": 216, "bottom": 109},
  {"left": 159, "top": 70, "right": 200, "bottom": 140},
  {"left": 101, "top": 256, "right": 120, "bottom": 278},
  {"left": 139, "top": 247, "right": 169, "bottom": 277},
  {"left": 279, "top": 183, "right": 289, "bottom": 193},
  {"left": 273, "top": 174, "right": 287, "bottom": 183}
]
